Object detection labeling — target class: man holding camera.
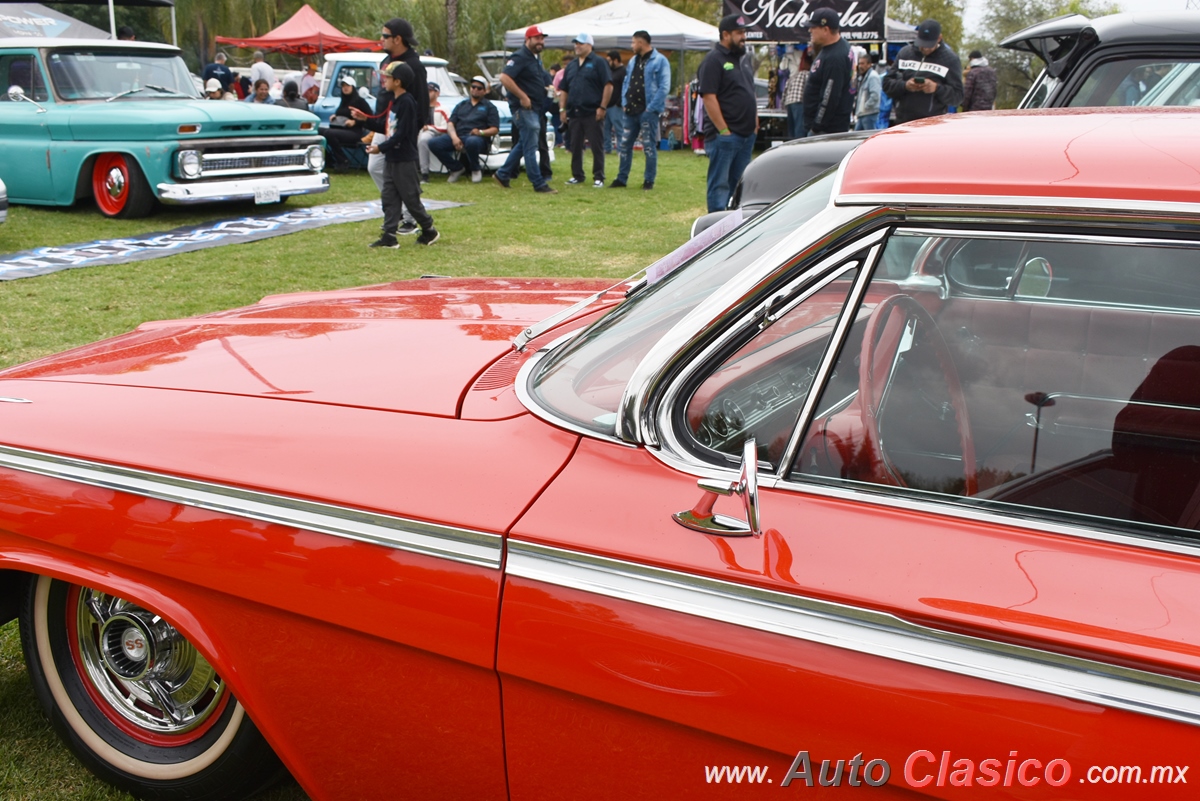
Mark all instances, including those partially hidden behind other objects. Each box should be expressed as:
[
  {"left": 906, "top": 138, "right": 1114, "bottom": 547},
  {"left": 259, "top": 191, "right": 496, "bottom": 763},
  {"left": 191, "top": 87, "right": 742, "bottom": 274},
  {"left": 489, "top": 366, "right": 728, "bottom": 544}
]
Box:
[{"left": 883, "top": 18, "right": 963, "bottom": 124}]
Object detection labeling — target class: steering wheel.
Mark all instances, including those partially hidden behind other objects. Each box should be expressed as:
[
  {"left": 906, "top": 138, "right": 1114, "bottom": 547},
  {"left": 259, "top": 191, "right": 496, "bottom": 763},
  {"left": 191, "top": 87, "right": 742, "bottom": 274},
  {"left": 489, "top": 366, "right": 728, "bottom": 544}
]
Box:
[{"left": 856, "top": 294, "right": 977, "bottom": 496}]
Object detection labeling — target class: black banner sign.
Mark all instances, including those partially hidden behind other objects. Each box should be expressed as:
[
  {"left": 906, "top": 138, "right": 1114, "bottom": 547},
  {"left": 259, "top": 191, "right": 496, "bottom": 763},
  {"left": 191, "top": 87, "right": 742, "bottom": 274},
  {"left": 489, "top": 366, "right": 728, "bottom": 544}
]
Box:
[{"left": 722, "top": 0, "right": 887, "bottom": 43}]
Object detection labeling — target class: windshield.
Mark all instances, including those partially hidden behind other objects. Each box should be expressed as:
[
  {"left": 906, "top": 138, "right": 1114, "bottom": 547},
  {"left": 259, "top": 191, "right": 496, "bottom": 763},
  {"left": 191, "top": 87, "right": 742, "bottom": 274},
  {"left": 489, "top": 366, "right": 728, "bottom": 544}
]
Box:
[
  {"left": 528, "top": 169, "right": 837, "bottom": 436},
  {"left": 47, "top": 49, "right": 198, "bottom": 100}
]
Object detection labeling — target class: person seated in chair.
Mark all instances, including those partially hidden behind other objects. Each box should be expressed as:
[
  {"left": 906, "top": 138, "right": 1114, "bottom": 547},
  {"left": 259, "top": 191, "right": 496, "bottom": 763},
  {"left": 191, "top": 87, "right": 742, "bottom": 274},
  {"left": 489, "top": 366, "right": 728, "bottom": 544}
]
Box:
[
  {"left": 325, "top": 74, "right": 373, "bottom": 170},
  {"left": 427, "top": 75, "right": 499, "bottom": 183}
]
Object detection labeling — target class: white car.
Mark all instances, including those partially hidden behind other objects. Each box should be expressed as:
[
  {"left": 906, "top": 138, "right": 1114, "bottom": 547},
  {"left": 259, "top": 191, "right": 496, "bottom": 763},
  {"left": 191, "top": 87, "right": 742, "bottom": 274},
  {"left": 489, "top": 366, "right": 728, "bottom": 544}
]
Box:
[{"left": 315, "top": 53, "right": 553, "bottom": 172}]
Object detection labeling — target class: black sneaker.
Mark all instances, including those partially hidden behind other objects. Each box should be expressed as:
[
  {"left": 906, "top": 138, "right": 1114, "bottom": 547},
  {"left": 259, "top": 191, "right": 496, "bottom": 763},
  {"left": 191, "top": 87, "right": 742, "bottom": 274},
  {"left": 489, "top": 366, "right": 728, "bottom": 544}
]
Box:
[
  {"left": 642, "top": 181, "right": 654, "bottom": 190},
  {"left": 566, "top": 177, "right": 584, "bottom": 185},
  {"left": 369, "top": 235, "right": 399, "bottom": 249},
  {"left": 416, "top": 228, "right": 440, "bottom": 245},
  {"left": 494, "top": 174, "right": 511, "bottom": 189},
  {"left": 534, "top": 185, "right": 558, "bottom": 194},
  {"left": 397, "top": 222, "right": 419, "bottom": 236},
  {"left": 609, "top": 179, "right": 627, "bottom": 188}
]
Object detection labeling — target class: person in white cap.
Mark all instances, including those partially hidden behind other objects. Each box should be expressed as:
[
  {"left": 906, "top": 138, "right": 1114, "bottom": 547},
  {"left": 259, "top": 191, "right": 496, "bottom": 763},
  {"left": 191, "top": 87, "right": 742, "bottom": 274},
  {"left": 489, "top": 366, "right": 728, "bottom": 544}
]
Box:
[
  {"left": 559, "top": 32, "right": 612, "bottom": 187},
  {"left": 325, "top": 74, "right": 373, "bottom": 170},
  {"left": 428, "top": 75, "right": 500, "bottom": 183},
  {"left": 204, "top": 77, "right": 235, "bottom": 101}
]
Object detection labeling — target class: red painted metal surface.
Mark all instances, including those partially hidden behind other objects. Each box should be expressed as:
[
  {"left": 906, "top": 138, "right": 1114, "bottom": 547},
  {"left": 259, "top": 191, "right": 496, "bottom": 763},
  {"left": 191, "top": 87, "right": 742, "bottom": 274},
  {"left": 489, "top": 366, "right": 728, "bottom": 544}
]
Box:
[
  {"left": 840, "top": 109, "right": 1200, "bottom": 205},
  {"left": 502, "top": 438, "right": 1200, "bottom": 797},
  {"left": 0, "top": 465, "right": 510, "bottom": 800}
]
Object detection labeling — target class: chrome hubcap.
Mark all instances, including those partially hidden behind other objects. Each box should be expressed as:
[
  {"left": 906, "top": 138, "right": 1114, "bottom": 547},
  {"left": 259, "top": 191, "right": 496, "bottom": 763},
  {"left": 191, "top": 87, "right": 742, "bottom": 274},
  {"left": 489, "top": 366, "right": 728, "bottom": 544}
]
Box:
[
  {"left": 77, "top": 589, "right": 225, "bottom": 734},
  {"left": 104, "top": 167, "right": 125, "bottom": 199}
]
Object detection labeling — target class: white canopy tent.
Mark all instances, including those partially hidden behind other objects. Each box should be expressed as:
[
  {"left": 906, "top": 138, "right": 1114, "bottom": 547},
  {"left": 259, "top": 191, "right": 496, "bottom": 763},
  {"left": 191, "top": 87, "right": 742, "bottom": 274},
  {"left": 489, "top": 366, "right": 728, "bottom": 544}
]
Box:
[{"left": 504, "top": 0, "right": 718, "bottom": 52}]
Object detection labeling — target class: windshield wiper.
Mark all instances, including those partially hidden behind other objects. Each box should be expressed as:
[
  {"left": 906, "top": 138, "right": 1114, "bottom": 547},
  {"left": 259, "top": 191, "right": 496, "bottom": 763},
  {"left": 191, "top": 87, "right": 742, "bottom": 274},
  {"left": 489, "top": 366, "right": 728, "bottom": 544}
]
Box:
[
  {"left": 512, "top": 271, "right": 645, "bottom": 352},
  {"left": 106, "top": 84, "right": 188, "bottom": 102}
]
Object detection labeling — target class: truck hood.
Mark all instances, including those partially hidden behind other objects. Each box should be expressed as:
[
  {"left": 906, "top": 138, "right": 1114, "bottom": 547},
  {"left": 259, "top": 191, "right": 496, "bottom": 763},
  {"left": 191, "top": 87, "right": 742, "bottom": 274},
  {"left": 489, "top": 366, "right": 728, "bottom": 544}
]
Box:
[
  {"left": 0, "top": 277, "right": 619, "bottom": 417},
  {"left": 59, "top": 98, "right": 317, "bottom": 141}
]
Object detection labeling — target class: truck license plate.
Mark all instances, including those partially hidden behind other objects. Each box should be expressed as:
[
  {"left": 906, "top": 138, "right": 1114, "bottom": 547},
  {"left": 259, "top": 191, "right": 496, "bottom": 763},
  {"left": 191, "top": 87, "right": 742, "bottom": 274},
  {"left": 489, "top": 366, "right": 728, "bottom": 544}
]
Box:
[{"left": 254, "top": 186, "right": 281, "bottom": 204}]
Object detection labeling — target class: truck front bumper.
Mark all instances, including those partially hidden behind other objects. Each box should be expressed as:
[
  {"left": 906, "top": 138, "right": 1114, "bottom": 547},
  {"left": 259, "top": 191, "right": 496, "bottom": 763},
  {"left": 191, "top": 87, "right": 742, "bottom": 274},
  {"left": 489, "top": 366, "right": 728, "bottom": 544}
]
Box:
[{"left": 156, "top": 173, "right": 329, "bottom": 205}]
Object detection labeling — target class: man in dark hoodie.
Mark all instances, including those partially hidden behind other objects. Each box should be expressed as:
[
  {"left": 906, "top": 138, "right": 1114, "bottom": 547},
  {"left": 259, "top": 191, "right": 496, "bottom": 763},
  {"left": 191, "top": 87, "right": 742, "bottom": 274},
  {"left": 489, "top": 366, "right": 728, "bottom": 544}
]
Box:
[
  {"left": 801, "top": 8, "right": 853, "bottom": 136},
  {"left": 883, "top": 19, "right": 963, "bottom": 124}
]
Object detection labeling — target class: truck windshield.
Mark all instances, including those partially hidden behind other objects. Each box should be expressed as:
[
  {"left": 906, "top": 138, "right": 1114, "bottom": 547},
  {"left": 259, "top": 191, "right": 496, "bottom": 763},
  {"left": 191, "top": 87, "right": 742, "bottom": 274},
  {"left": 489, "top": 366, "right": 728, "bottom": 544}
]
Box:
[{"left": 46, "top": 50, "right": 198, "bottom": 100}]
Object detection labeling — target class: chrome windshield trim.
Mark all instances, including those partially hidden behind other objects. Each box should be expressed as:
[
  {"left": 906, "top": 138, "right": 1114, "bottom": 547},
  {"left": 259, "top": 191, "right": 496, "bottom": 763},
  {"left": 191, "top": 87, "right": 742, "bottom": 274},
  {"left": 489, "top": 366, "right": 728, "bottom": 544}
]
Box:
[
  {"left": 617, "top": 203, "right": 878, "bottom": 446},
  {"left": 513, "top": 329, "right": 637, "bottom": 448},
  {"left": 507, "top": 539, "right": 1200, "bottom": 728},
  {"left": 0, "top": 444, "right": 502, "bottom": 569},
  {"left": 836, "top": 193, "right": 1200, "bottom": 217},
  {"left": 654, "top": 236, "right": 885, "bottom": 475}
]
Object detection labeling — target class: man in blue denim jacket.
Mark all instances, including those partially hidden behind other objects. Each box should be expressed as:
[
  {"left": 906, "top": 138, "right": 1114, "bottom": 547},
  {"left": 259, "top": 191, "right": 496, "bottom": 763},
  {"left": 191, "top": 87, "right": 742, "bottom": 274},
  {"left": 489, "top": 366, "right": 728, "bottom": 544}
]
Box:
[{"left": 611, "top": 30, "right": 671, "bottom": 190}]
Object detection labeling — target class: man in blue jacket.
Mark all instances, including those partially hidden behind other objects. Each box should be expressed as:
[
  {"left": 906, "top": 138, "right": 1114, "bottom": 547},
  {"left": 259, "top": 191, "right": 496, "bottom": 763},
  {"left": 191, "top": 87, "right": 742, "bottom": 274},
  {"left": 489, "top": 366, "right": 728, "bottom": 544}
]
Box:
[{"left": 612, "top": 30, "right": 670, "bottom": 190}]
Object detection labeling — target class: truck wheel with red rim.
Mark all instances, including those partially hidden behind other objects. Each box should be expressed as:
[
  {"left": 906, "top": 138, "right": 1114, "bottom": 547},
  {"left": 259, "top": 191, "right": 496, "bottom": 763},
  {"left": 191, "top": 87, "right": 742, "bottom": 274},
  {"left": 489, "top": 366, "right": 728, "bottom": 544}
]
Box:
[
  {"left": 91, "top": 153, "right": 156, "bottom": 218},
  {"left": 19, "top": 576, "right": 284, "bottom": 801}
]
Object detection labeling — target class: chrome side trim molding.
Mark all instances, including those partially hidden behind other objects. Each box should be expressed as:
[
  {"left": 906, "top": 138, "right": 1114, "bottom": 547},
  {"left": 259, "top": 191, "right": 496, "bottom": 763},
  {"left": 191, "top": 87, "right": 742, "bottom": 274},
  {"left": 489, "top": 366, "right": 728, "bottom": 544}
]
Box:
[
  {"left": 0, "top": 444, "right": 501, "bottom": 569},
  {"left": 507, "top": 540, "right": 1200, "bottom": 728}
]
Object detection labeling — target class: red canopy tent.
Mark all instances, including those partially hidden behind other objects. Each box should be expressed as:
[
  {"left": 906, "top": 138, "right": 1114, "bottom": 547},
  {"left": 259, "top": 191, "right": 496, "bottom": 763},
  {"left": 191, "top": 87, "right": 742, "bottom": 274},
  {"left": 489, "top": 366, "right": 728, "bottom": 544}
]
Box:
[{"left": 215, "top": 4, "right": 379, "bottom": 55}]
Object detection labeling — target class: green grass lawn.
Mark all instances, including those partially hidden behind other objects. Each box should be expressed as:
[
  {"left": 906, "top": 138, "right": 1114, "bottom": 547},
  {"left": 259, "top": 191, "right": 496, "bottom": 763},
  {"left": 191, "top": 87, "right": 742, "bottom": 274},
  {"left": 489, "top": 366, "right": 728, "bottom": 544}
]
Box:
[{"left": 0, "top": 149, "right": 711, "bottom": 800}]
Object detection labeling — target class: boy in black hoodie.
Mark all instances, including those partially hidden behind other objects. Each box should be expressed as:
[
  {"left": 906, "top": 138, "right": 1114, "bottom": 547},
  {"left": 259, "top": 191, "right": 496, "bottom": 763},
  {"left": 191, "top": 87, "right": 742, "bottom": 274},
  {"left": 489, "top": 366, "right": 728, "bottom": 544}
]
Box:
[{"left": 367, "top": 61, "right": 439, "bottom": 247}]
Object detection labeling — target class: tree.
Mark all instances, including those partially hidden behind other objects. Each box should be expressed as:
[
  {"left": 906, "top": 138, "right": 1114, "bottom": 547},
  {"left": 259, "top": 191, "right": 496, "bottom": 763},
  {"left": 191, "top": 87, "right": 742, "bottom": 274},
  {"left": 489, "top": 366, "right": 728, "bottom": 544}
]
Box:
[
  {"left": 890, "top": 0, "right": 966, "bottom": 53},
  {"left": 968, "top": 0, "right": 1120, "bottom": 108}
]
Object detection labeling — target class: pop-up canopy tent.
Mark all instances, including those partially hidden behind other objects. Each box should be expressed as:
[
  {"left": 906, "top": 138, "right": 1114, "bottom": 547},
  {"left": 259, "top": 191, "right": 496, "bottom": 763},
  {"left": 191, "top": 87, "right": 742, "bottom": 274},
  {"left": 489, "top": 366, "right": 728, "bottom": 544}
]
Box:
[
  {"left": 0, "top": 2, "right": 109, "bottom": 38},
  {"left": 216, "top": 4, "right": 379, "bottom": 56},
  {"left": 505, "top": 0, "right": 718, "bottom": 51}
]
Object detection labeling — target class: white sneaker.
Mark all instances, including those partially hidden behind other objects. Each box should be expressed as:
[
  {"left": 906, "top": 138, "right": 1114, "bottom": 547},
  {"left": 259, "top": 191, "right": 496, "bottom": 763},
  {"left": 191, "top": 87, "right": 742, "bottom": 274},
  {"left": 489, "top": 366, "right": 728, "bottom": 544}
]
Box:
[
  {"left": 593, "top": 179, "right": 604, "bottom": 188},
  {"left": 447, "top": 169, "right": 465, "bottom": 183},
  {"left": 471, "top": 171, "right": 482, "bottom": 183}
]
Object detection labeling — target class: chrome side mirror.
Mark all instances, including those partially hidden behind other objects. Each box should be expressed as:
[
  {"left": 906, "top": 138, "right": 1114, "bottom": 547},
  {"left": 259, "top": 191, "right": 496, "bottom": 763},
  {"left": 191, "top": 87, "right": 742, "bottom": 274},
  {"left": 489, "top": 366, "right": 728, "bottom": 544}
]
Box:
[
  {"left": 673, "top": 439, "right": 762, "bottom": 537},
  {"left": 8, "top": 85, "right": 47, "bottom": 113}
]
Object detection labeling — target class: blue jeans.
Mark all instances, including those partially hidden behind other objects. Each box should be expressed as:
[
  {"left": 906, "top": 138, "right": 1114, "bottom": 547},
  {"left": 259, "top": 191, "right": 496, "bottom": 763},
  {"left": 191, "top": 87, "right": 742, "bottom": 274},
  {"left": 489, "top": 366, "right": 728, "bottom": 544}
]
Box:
[
  {"left": 786, "top": 102, "right": 805, "bottom": 140},
  {"left": 705, "top": 132, "right": 755, "bottom": 213},
  {"left": 855, "top": 115, "right": 879, "bottom": 131},
  {"left": 428, "top": 132, "right": 487, "bottom": 173},
  {"left": 616, "top": 110, "right": 659, "bottom": 185},
  {"left": 603, "top": 105, "right": 624, "bottom": 153},
  {"left": 497, "top": 107, "right": 546, "bottom": 189}
]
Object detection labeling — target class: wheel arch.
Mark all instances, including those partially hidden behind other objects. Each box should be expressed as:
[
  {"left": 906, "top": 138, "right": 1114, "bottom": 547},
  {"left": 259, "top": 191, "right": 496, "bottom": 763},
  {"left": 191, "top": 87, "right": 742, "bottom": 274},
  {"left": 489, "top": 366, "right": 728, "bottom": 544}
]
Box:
[{"left": 0, "top": 548, "right": 246, "bottom": 708}]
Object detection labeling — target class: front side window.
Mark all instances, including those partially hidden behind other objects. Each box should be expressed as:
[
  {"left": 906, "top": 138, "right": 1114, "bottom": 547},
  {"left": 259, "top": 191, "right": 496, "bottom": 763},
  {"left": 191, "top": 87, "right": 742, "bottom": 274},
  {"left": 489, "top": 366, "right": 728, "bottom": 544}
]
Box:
[
  {"left": 47, "top": 50, "right": 198, "bottom": 100},
  {"left": 0, "top": 54, "right": 49, "bottom": 101},
  {"left": 1067, "top": 58, "right": 1200, "bottom": 107},
  {"left": 792, "top": 230, "right": 1200, "bottom": 542}
]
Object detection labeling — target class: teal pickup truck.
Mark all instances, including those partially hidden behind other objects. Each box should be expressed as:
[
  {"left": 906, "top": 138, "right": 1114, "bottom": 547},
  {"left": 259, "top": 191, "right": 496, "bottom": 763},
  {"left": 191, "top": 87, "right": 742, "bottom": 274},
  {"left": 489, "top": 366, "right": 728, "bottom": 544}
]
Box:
[{"left": 1, "top": 38, "right": 329, "bottom": 218}]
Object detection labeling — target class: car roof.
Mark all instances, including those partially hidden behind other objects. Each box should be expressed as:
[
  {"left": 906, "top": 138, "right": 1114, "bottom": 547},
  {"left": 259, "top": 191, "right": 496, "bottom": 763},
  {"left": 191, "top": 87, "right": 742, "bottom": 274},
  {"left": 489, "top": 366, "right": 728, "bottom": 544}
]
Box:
[
  {"left": 837, "top": 108, "right": 1200, "bottom": 212},
  {"left": 0, "top": 37, "right": 179, "bottom": 52}
]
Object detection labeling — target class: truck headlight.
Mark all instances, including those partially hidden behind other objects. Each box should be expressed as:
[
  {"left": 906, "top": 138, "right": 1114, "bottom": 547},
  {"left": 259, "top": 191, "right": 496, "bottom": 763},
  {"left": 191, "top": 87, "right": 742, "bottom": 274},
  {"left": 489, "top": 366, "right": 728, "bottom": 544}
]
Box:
[
  {"left": 178, "top": 150, "right": 201, "bottom": 179},
  {"left": 305, "top": 144, "right": 325, "bottom": 171}
]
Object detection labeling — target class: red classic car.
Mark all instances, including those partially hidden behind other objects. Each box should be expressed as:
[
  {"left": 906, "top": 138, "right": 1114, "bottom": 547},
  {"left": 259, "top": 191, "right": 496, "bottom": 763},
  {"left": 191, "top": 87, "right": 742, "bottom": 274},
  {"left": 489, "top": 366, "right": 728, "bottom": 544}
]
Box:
[{"left": 2, "top": 108, "right": 1200, "bottom": 800}]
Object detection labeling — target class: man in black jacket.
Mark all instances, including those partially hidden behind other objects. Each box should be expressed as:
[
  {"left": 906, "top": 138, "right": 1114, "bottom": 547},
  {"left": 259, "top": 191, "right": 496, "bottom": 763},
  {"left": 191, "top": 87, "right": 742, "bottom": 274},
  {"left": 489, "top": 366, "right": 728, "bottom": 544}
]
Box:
[
  {"left": 882, "top": 19, "right": 963, "bottom": 124},
  {"left": 801, "top": 8, "right": 853, "bottom": 136}
]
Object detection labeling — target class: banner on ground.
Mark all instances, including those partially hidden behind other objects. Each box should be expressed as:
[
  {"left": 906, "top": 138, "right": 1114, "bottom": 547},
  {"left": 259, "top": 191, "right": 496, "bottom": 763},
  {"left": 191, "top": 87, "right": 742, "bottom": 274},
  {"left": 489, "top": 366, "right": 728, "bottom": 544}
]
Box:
[{"left": 722, "top": 0, "right": 887, "bottom": 43}]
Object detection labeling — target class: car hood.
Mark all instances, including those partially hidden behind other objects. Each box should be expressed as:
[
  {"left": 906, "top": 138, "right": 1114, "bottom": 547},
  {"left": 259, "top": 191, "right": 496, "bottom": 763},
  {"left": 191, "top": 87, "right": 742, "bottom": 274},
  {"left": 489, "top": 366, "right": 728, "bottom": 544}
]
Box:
[
  {"left": 57, "top": 99, "right": 317, "bottom": 141},
  {"left": 0, "top": 277, "right": 617, "bottom": 417}
]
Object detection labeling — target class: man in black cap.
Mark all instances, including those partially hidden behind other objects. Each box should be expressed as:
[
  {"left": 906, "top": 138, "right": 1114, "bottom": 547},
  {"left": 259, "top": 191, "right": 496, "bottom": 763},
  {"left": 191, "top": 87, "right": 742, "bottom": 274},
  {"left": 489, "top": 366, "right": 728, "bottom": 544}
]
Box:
[
  {"left": 352, "top": 17, "right": 428, "bottom": 233},
  {"left": 697, "top": 14, "right": 758, "bottom": 212},
  {"left": 883, "top": 18, "right": 963, "bottom": 124},
  {"left": 801, "top": 8, "right": 853, "bottom": 137}
]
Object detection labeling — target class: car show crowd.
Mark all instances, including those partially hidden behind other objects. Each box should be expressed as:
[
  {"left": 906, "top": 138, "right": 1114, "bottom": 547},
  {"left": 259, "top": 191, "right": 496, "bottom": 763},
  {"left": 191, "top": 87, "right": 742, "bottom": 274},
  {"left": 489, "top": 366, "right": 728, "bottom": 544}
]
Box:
[{"left": 191, "top": 7, "right": 998, "bottom": 245}]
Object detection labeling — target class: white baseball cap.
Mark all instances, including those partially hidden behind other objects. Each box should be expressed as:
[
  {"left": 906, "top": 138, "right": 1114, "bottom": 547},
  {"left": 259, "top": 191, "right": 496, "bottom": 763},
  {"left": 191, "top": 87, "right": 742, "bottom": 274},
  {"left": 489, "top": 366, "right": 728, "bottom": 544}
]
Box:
[
  {"left": 340, "top": 74, "right": 357, "bottom": 87},
  {"left": 573, "top": 32, "right": 594, "bottom": 45}
]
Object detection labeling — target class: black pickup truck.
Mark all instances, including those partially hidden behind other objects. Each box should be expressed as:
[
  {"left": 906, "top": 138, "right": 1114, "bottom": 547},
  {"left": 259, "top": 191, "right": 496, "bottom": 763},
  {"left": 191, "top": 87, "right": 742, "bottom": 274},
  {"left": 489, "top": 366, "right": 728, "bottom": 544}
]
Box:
[{"left": 694, "top": 12, "right": 1200, "bottom": 235}]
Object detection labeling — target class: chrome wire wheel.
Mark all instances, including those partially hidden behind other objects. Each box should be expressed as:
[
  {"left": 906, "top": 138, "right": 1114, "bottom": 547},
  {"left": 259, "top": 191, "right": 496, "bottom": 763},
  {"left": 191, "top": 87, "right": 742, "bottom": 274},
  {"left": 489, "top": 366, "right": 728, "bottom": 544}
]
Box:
[
  {"left": 20, "top": 575, "right": 284, "bottom": 800},
  {"left": 73, "top": 587, "right": 226, "bottom": 741}
]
